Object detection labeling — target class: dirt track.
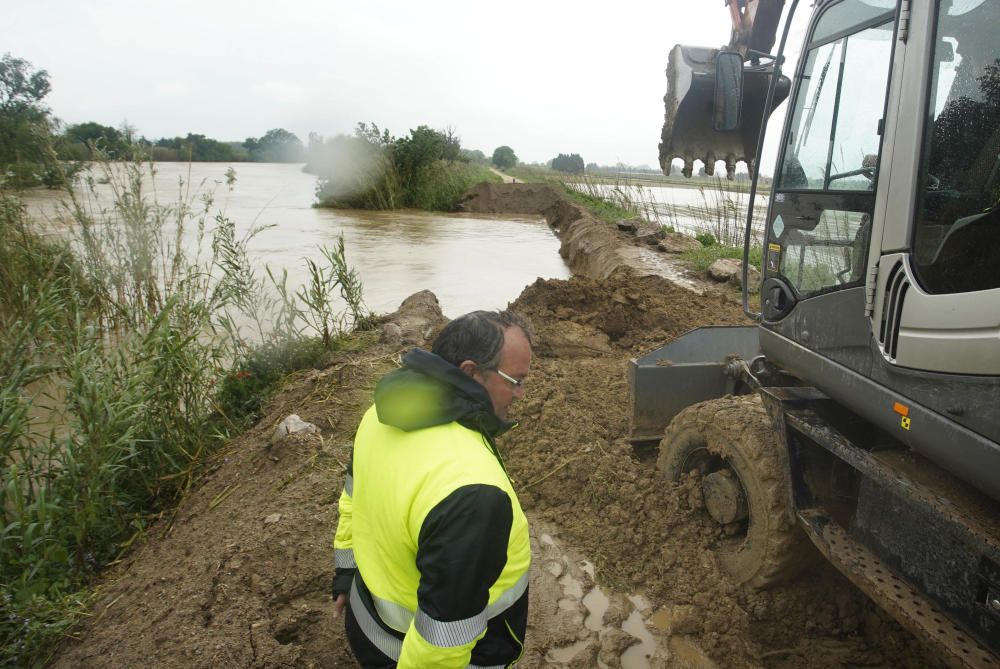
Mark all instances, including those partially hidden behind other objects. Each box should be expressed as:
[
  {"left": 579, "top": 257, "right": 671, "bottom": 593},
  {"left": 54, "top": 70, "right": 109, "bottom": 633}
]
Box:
[{"left": 50, "top": 186, "right": 939, "bottom": 668}]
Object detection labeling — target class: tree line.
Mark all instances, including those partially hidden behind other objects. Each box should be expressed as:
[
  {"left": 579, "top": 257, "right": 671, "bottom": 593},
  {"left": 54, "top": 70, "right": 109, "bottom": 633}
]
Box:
[
  {"left": 1, "top": 52, "right": 527, "bottom": 197},
  {"left": 0, "top": 53, "right": 310, "bottom": 188}
]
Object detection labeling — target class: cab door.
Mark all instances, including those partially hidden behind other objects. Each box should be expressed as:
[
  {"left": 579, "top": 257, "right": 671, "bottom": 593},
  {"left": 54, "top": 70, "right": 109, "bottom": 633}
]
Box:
[{"left": 762, "top": 0, "right": 897, "bottom": 372}]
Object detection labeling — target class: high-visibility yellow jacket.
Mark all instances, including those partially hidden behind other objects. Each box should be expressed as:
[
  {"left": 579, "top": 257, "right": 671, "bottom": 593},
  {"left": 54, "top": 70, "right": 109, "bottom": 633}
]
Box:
[{"left": 333, "top": 348, "right": 530, "bottom": 668}]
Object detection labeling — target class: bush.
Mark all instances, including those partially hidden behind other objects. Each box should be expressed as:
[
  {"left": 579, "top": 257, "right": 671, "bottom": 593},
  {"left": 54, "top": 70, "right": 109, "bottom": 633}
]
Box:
[
  {"left": 312, "top": 123, "right": 499, "bottom": 211},
  {"left": 695, "top": 232, "right": 717, "bottom": 247}
]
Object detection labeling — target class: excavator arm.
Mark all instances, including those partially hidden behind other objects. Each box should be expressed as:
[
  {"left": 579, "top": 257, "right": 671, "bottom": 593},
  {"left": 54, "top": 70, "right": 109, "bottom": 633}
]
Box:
[{"left": 659, "top": 0, "right": 788, "bottom": 178}]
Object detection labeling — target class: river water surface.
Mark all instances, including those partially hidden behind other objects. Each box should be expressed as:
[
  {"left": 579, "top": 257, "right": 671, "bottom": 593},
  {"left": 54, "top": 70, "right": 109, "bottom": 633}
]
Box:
[{"left": 22, "top": 162, "right": 571, "bottom": 318}]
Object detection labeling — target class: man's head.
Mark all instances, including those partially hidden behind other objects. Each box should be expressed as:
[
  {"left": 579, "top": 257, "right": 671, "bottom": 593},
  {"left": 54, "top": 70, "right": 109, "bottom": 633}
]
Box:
[{"left": 432, "top": 310, "right": 533, "bottom": 420}]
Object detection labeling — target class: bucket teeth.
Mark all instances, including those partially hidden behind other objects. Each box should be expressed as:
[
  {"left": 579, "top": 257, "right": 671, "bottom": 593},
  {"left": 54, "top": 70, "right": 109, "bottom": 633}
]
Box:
[{"left": 659, "top": 44, "right": 790, "bottom": 178}]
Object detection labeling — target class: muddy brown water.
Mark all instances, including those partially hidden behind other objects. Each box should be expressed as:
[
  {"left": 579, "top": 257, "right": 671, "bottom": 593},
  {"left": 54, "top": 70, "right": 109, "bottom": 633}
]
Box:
[{"left": 20, "top": 162, "right": 572, "bottom": 318}]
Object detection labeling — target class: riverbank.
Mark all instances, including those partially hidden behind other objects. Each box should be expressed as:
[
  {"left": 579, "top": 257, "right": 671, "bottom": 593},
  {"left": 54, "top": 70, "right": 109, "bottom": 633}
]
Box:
[{"left": 46, "top": 182, "right": 931, "bottom": 669}]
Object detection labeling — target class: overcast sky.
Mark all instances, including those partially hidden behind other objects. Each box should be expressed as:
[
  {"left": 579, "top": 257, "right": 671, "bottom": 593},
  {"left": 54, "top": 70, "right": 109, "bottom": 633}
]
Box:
[{"left": 5, "top": 0, "right": 809, "bottom": 169}]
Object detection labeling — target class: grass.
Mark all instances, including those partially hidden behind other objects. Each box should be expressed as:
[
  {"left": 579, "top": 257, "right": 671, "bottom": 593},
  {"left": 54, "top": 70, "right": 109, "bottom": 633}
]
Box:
[
  {"left": 0, "top": 159, "right": 373, "bottom": 666},
  {"left": 681, "top": 241, "right": 763, "bottom": 273},
  {"left": 409, "top": 161, "right": 501, "bottom": 211}
]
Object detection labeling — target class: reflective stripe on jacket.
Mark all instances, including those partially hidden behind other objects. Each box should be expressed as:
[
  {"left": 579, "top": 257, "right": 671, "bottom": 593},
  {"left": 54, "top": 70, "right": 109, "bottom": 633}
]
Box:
[{"left": 334, "top": 405, "right": 530, "bottom": 668}]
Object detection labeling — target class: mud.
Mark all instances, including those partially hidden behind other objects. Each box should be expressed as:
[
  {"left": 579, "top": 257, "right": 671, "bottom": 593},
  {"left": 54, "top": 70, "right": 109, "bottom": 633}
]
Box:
[{"left": 50, "top": 189, "right": 942, "bottom": 668}]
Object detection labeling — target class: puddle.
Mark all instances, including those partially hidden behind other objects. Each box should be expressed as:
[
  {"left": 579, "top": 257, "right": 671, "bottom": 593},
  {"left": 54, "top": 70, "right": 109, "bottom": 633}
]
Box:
[
  {"left": 582, "top": 587, "right": 610, "bottom": 631},
  {"left": 621, "top": 608, "right": 657, "bottom": 668}
]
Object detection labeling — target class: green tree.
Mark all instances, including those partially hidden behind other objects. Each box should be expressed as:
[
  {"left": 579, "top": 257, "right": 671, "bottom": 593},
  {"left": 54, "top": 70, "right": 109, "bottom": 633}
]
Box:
[
  {"left": 62, "top": 121, "right": 129, "bottom": 159},
  {"left": 442, "top": 126, "right": 461, "bottom": 162},
  {"left": 354, "top": 121, "right": 393, "bottom": 147},
  {"left": 459, "top": 148, "right": 487, "bottom": 164},
  {"left": 491, "top": 145, "right": 517, "bottom": 169},
  {"left": 244, "top": 128, "right": 304, "bottom": 162},
  {"left": 0, "top": 53, "right": 61, "bottom": 187},
  {"left": 551, "top": 153, "right": 584, "bottom": 173},
  {"left": 151, "top": 133, "right": 235, "bottom": 161},
  {"left": 394, "top": 125, "right": 448, "bottom": 187}
]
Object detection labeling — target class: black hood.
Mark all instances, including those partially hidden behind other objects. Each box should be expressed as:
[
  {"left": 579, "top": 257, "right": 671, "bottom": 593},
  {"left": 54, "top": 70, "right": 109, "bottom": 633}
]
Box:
[{"left": 374, "top": 348, "right": 516, "bottom": 438}]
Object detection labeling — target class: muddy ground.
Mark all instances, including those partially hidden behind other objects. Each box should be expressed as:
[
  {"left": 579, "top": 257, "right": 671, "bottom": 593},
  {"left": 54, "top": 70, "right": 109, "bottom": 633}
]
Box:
[{"left": 50, "top": 186, "right": 941, "bottom": 668}]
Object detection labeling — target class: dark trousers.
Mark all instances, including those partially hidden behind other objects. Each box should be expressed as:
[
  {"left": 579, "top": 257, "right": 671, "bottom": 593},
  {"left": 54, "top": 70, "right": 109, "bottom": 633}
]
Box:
[{"left": 344, "top": 603, "right": 396, "bottom": 669}]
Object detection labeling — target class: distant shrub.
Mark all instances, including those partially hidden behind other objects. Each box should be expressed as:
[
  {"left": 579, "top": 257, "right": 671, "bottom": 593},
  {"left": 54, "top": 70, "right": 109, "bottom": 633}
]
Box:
[{"left": 696, "top": 232, "right": 717, "bottom": 247}]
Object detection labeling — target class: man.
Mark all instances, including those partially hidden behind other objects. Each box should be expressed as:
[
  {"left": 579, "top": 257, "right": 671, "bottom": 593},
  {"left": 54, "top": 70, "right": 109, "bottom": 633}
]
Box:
[{"left": 332, "top": 310, "right": 533, "bottom": 668}]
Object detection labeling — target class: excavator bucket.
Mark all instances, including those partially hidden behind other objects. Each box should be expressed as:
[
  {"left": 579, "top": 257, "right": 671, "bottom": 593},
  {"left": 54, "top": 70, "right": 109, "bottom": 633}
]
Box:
[{"left": 659, "top": 44, "right": 789, "bottom": 179}]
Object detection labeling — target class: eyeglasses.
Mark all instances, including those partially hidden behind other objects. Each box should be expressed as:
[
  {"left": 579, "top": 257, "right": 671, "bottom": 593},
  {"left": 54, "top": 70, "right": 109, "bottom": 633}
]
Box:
[{"left": 491, "top": 368, "right": 524, "bottom": 388}]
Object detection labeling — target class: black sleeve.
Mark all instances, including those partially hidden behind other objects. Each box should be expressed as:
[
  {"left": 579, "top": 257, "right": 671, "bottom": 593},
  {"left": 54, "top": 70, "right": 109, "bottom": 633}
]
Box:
[
  {"left": 415, "top": 484, "right": 513, "bottom": 621},
  {"left": 332, "top": 569, "right": 356, "bottom": 599}
]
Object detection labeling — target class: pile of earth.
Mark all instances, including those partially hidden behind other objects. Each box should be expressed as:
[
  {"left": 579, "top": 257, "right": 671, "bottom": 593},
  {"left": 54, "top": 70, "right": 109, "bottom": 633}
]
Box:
[{"left": 50, "top": 274, "right": 935, "bottom": 669}]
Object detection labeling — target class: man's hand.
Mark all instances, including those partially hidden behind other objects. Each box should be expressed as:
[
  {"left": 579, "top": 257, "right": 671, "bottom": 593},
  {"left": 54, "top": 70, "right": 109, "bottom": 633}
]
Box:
[{"left": 332, "top": 593, "right": 347, "bottom": 619}]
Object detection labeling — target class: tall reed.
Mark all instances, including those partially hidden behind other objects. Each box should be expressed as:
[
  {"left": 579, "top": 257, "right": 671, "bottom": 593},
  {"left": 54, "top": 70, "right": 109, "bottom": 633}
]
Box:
[{"left": 0, "top": 159, "right": 370, "bottom": 666}]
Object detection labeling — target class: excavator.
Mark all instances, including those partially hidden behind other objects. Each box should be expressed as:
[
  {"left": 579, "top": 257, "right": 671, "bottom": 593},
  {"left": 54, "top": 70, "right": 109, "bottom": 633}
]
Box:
[{"left": 635, "top": 1, "right": 1000, "bottom": 666}]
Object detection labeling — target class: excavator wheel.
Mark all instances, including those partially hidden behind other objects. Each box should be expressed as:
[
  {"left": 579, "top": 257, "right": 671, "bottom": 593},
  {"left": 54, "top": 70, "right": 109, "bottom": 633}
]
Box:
[{"left": 658, "top": 394, "right": 808, "bottom": 588}]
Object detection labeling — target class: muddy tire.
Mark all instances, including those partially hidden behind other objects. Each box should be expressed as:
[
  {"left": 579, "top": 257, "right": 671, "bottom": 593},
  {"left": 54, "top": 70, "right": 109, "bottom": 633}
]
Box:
[{"left": 658, "top": 395, "right": 806, "bottom": 588}]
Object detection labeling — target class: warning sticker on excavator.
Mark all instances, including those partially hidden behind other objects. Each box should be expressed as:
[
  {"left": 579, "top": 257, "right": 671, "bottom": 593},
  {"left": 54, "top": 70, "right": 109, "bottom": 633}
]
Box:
[
  {"left": 894, "top": 402, "right": 911, "bottom": 429},
  {"left": 772, "top": 215, "right": 785, "bottom": 238},
  {"left": 767, "top": 243, "right": 781, "bottom": 273}
]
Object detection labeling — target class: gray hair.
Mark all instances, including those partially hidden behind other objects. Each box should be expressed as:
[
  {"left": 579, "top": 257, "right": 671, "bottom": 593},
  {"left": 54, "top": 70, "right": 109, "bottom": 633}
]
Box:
[{"left": 431, "top": 310, "right": 533, "bottom": 369}]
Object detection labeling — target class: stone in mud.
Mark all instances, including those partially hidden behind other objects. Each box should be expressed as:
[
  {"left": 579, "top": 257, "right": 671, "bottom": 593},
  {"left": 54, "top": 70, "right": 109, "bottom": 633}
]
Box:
[
  {"left": 707, "top": 258, "right": 742, "bottom": 282},
  {"left": 706, "top": 258, "right": 762, "bottom": 293},
  {"left": 380, "top": 322, "right": 403, "bottom": 345},
  {"left": 385, "top": 290, "right": 448, "bottom": 346},
  {"left": 634, "top": 222, "right": 666, "bottom": 246},
  {"left": 658, "top": 232, "right": 703, "bottom": 254},
  {"left": 270, "top": 414, "right": 318, "bottom": 444},
  {"left": 616, "top": 218, "right": 640, "bottom": 232}
]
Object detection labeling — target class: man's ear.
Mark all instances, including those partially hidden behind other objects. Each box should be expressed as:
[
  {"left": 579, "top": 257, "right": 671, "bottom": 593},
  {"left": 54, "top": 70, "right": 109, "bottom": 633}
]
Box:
[{"left": 458, "top": 360, "right": 480, "bottom": 380}]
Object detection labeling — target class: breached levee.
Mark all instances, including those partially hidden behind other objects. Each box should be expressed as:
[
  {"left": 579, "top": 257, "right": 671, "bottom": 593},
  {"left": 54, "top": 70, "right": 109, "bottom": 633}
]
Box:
[{"left": 457, "top": 183, "right": 658, "bottom": 281}]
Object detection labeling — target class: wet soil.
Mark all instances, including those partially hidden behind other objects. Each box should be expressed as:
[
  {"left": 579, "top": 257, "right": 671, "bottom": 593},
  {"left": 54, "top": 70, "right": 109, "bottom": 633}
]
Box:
[{"left": 50, "top": 188, "right": 941, "bottom": 669}]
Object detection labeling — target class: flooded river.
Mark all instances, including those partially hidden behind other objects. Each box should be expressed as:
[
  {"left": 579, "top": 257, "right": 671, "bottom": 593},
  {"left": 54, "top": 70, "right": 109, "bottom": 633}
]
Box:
[{"left": 22, "top": 162, "right": 571, "bottom": 318}]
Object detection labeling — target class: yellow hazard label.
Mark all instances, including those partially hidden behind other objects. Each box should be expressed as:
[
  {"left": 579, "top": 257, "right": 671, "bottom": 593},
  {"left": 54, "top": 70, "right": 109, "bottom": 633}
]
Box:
[
  {"left": 901, "top": 416, "right": 911, "bottom": 430},
  {"left": 768, "top": 243, "right": 781, "bottom": 252}
]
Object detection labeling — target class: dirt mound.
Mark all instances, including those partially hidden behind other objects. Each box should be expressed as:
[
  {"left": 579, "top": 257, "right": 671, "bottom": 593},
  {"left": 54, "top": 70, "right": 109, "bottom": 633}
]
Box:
[
  {"left": 457, "top": 182, "right": 564, "bottom": 215},
  {"left": 513, "top": 268, "right": 748, "bottom": 355}
]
